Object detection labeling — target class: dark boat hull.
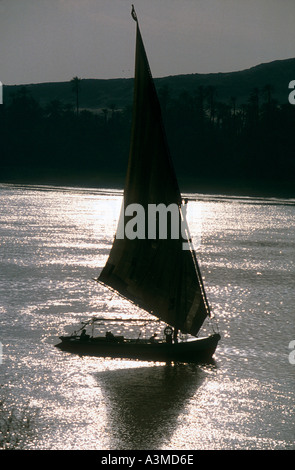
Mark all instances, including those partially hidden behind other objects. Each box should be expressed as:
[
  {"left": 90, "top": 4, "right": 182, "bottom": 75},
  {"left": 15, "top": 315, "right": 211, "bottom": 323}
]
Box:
[{"left": 55, "top": 333, "right": 220, "bottom": 363}]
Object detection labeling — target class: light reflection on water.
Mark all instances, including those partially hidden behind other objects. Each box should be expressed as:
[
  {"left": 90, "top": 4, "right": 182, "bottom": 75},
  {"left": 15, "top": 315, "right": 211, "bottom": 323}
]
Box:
[{"left": 0, "top": 183, "right": 294, "bottom": 450}]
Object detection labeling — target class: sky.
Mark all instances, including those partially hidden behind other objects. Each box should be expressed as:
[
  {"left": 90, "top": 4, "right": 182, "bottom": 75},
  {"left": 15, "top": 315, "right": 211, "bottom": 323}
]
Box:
[{"left": 1, "top": 0, "right": 295, "bottom": 85}]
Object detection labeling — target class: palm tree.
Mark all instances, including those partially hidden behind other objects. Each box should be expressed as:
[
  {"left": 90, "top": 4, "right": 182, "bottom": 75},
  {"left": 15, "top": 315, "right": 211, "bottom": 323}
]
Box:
[
  {"left": 71, "top": 76, "right": 82, "bottom": 115},
  {"left": 102, "top": 108, "right": 109, "bottom": 125},
  {"left": 247, "top": 87, "right": 260, "bottom": 130},
  {"left": 230, "top": 96, "right": 237, "bottom": 117},
  {"left": 262, "top": 84, "right": 274, "bottom": 105},
  {"left": 195, "top": 85, "right": 206, "bottom": 128},
  {"left": 205, "top": 85, "right": 217, "bottom": 123}
]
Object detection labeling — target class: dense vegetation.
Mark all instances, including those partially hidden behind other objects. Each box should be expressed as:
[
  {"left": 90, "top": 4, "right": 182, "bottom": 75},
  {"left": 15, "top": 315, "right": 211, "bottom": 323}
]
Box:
[
  {"left": 1, "top": 63, "right": 295, "bottom": 196},
  {"left": 162, "top": 83, "right": 295, "bottom": 195}
]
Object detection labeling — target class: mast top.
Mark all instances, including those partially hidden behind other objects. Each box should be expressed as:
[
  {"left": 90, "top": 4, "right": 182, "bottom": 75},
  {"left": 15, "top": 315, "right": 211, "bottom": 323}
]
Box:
[{"left": 131, "top": 5, "right": 138, "bottom": 22}]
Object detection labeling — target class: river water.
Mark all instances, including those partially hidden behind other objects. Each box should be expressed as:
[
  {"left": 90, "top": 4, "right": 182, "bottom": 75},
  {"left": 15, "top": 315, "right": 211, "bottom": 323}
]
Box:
[{"left": 0, "top": 183, "right": 294, "bottom": 450}]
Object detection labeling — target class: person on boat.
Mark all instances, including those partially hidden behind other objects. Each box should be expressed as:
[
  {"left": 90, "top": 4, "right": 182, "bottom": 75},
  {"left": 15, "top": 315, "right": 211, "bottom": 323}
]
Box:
[
  {"left": 164, "top": 326, "right": 173, "bottom": 344},
  {"left": 80, "top": 329, "right": 89, "bottom": 341},
  {"left": 105, "top": 331, "right": 115, "bottom": 342},
  {"left": 173, "top": 328, "right": 179, "bottom": 344},
  {"left": 149, "top": 333, "right": 157, "bottom": 343}
]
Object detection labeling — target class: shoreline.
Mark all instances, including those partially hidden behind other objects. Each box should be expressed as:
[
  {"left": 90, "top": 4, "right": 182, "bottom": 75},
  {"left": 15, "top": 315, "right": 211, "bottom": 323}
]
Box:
[{"left": 1, "top": 173, "right": 294, "bottom": 200}]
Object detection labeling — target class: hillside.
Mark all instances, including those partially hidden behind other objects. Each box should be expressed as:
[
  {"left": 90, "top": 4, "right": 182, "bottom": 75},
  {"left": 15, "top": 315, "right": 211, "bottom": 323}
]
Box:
[
  {"left": 1, "top": 57, "right": 295, "bottom": 197},
  {"left": 4, "top": 57, "right": 295, "bottom": 110}
]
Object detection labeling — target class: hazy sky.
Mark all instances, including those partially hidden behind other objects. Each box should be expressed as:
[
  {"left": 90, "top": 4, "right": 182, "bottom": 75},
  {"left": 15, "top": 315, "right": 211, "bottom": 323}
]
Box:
[{"left": 1, "top": 0, "right": 295, "bottom": 85}]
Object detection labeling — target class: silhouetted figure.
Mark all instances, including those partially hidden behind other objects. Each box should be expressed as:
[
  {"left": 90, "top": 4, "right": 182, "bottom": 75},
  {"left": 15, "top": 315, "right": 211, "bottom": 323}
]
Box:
[
  {"left": 165, "top": 332, "right": 173, "bottom": 344},
  {"left": 164, "top": 326, "right": 173, "bottom": 344},
  {"left": 149, "top": 333, "right": 157, "bottom": 343},
  {"left": 173, "top": 328, "right": 179, "bottom": 344},
  {"left": 106, "top": 331, "right": 115, "bottom": 342},
  {"left": 80, "top": 329, "right": 89, "bottom": 341}
]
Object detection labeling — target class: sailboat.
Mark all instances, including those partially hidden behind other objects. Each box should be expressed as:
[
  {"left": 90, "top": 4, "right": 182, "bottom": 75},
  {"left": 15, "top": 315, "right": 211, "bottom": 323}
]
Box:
[{"left": 55, "top": 6, "right": 220, "bottom": 363}]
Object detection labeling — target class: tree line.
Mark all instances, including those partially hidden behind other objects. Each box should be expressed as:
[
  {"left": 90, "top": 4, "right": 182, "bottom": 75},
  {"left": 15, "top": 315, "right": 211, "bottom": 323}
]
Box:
[
  {"left": 160, "top": 84, "right": 295, "bottom": 192},
  {"left": 0, "top": 79, "right": 294, "bottom": 194}
]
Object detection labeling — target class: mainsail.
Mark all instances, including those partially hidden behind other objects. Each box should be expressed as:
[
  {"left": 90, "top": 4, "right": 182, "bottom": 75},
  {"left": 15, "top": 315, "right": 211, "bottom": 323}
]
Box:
[{"left": 98, "top": 9, "right": 209, "bottom": 336}]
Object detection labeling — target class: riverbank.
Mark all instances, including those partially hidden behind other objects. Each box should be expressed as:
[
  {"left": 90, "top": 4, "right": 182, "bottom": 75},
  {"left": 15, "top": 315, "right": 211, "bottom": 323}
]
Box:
[{"left": 1, "top": 170, "right": 294, "bottom": 199}]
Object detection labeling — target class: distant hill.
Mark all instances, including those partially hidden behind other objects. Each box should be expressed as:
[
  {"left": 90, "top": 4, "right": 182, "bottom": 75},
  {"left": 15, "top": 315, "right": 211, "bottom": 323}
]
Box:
[
  {"left": 4, "top": 57, "right": 295, "bottom": 110},
  {"left": 1, "top": 57, "right": 295, "bottom": 197}
]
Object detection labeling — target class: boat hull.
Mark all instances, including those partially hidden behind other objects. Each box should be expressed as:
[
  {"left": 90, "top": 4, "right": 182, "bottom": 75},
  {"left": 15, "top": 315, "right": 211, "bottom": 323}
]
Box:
[{"left": 55, "top": 333, "right": 220, "bottom": 363}]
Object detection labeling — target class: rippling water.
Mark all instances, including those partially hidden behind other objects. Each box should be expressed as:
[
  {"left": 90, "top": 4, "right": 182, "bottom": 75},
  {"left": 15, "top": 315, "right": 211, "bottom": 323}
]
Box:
[{"left": 0, "top": 183, "right": 294, "bottom": 450}]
